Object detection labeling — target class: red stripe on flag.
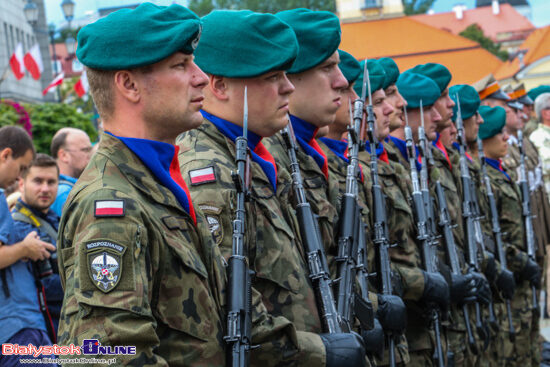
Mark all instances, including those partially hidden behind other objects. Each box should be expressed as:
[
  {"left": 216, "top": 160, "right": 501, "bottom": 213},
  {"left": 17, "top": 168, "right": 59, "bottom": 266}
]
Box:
[
  {"left": 190, "top": 172, "right": 215, "bottom": 184},
  {"left": 96, "top": 207, "right": 123, "bottom": 216}
]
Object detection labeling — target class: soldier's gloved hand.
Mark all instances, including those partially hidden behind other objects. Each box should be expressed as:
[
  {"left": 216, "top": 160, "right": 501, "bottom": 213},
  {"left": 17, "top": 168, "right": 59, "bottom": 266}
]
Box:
[
  {"left": 361, "top": 317, "right": 385, "bottom": 358},
  {"left": 377, "top": 294, "right": 407, "bottom": 335},
  {"left": 450, "top": 272, "right": 476, "bottom": 304},
  {"left": 483, "top": 252, "right": 497, "bottom": 284},
  {"left": 421, "top": 271, "right": 450, "bottom": 309},
  {"left": 471, "top": 271, "right": 492, "bottom": 305},
  {"left": 320, "top": 332, "right": 366, "bottom": 367},
  {"left": 521, "top": 258, "right": 542, "bottom": 289},
  {"left": 496, "top": 268, "right": 516, "bottom": 300}
]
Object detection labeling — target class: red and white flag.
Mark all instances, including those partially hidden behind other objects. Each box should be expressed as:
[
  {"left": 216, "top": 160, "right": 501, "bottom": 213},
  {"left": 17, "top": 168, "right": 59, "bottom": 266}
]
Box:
[
  {"left": 42, "top": 72, "right": 64, "bottom": 95},
  {"left": 9, "top": 43, "right": 25, "bottom": 80},
  {"left": 23, "top": 43, "right": 44, "bottom": 80},
  {"left": 74, "top": 69, "right": 89, "bottom": 98}
]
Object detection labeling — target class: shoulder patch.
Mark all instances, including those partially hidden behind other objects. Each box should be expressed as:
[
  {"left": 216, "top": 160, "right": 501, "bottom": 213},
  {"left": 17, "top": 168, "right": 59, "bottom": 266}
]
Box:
[
  {"left": 86, "top": 240, "right": 127, "bottom": 293},
  {"left": 94, "top": 200, "right": 125, "bottom": 217},
  {"left": 189, "top": 166, "right": 216, "bottom": 186}
]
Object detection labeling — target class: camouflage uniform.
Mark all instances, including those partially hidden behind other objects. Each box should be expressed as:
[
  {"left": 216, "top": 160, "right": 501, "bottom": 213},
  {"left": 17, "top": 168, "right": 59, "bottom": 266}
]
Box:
[
  {"left": 178, "top": 120, "right": 326, "bottom": 365},
  {"left": 524, "top": 118, "right": 538, "bottom": 139},
  {"left": 429, "top": 145, "right": 473, "bottom": 367},
  {"left": 57, "top": 133, "right": 227, "bottom": 366},
  {"left": 503, "top": 136, "right": 548, "bottom": 366},
  {"left": 264, "top": 131, "right": 340, "bottom": 270},
  {"left": 375, "top": 142, "right": 437, "bottom": 366},
  {"left": 486, "top": 162, "right": 534, "bottom": 367}
]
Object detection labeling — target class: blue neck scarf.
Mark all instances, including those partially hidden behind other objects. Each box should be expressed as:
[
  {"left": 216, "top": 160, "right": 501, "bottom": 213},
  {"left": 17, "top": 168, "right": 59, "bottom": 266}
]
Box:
[
  {"left": 485, "top": 157, "right": 511, "bottom": 181},
  {"left": 202, "top": 110, "right": 277, "bottom": 192},
  {"left": 319, "top": 137, "right": 364, "bottom": 182},
  {"left": 289, "top": 115, "right": 328, "bottom": 178},
  {"left": 389, "top": 136, "right": 422, "bottom": 172},
  {"left": 452, "top": 142, "right": 473, "bottom": 162},
  {"left": 105, "top": 132, "right": 196, "bottom": 224}
]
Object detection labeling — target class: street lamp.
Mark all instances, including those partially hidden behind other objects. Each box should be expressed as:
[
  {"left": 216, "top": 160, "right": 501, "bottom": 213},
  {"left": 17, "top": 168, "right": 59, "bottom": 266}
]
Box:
[
  {"left": 23, "top": 0, "right": 39, "bottom": 26},
  {"left": 61, "top": 0, "right": 75, "bottom": 23}
]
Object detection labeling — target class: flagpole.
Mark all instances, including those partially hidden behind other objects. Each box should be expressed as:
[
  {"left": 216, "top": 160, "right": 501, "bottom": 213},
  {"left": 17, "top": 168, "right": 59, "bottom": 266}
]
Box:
[{"left": 0, "top": 64, "right": 10, "bottom": 86}]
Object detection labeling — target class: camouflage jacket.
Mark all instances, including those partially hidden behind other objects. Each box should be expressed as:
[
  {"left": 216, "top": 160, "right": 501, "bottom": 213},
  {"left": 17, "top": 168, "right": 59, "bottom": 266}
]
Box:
[
  {"left": 57, "top": 133, "right": 226, "bottom": 366},
  {"left": 524, "top": 118, "right": 538, "bottom": 138},
  {"left": 178, "top": 120, "right": 325, "bottom": 366},
  {"left": 504, "top": 137, "right": 550, "bottom": 257},
  {"left": 264, "top": 132, "right": 340, "bottom": 272},
  {"left": 486, "top": 163, "right": 527, "bottom": 273}
]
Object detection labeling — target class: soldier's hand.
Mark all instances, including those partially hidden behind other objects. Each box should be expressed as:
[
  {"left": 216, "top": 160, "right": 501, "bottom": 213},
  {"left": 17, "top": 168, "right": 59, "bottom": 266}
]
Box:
[
  {"left": 521, "top": 258, "right": 541, "bottom": 289},
  {"left": 21, "top": 231, "right": 56, "bottom": 261},
  {"left": 360, "top": 317, "right": 384, "bottom": 359},
  {"left": 471, "top": 271, "right": 492, "bottom": 305},
  {"left": 377, "top": 294, "right": 407, "bottom": 334},
  {"left": 421, "top": 271, "right": 450, "bottom": 309},
  {"left": 450, "top": 272, "right": 476, "bottom": 304},
  {"left": 483, "top": 252, "right": 497, "bottom": 284},
  {"left": 320, "top": 332, "right": 366, "bottom": 367},
  {"left": 496, "top": 268, "right": 516, "bottom": 300}
]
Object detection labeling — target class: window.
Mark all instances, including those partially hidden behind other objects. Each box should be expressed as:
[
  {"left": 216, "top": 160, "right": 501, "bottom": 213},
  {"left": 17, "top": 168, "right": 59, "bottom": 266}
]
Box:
[{"left": 363, "top": 0, "right": 382, "bottom": 9}]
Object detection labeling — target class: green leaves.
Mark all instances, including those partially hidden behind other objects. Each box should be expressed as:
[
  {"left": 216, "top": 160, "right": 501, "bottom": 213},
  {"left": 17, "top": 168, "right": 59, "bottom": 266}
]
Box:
[
  {"left": 459, "top": 24, "right": 509, "bottom": 61},
  {"left": 0, "top": 101, "right": 97, "bottom": 154},
  {"left": 188, "top": 0, "right": 336, "bottom": 16}
]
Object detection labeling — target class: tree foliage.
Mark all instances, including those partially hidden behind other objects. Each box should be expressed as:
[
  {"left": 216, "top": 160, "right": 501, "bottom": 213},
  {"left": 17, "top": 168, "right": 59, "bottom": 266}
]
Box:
[
  {"left": 459, "top": 24, "right": 509, "bottom": 61},
  {"left": 188, "top": 0, "right": 336, "bottom": 16},
  {"left": 0, "top": 102, "right": 97, "bottom": 154},
  {"left": 402, "top": 0, "right": 436, "bottom": 15}
]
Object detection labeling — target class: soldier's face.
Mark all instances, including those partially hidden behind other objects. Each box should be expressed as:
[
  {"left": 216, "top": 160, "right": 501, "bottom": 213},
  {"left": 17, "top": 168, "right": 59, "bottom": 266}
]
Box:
[
  {"left": 333, "top": 83, "right": 359, "bottom": 137},
  {"left": 369, "top": 89, "right": 394, "bottom": 141},
  {"left": 227, "top": 71, "right": 295, "bottom": 137},
  {"left": 439, "top": 124, "right": 456, "bottom": 147},
  {"left": 288, "top": 52, "right": 349, "bottom": 127},
  {"left": 385, "top": 84, "right": 407, "bottom": 131},
  {"left": 463, "top": 113, "right": 483, "bottom": 144},
  {"left": 505, "top": 107, "right": 523, "bottom": 136},
  {"left": 140, "top": 53, "right": 208, "bottom": 140},
  {"left": 406, "top": 106, "right": 440, "bottom": 142},
  {"left": 434, "top": 88, "right": 455, "bottom": 131},
  {"left": 20, "top": 166, "right": 59, "bottom": 213},
  {"left": 483, "top": 130, "right": 509, "bottom": 159}
]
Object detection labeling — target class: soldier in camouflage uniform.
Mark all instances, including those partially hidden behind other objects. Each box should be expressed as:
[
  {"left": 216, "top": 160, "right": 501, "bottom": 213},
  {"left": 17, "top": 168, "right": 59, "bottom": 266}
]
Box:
[
  {"left": 318, "top": 52, "right": 409, "bottom": 365},
  {"left": 56, "top": 4, "right": 228, "bottom": 365},
  {"left": 413, "top": 64, "right": 492, "bottom": 367},
  {"left": 177, "top": 10, "right": 365, "bottom": 366},
  {"left": 393, "top": 70, "right": 452, "bottom": 367},
  {"left": 479, "top": 105, "right": 541, "bottom": 367}
]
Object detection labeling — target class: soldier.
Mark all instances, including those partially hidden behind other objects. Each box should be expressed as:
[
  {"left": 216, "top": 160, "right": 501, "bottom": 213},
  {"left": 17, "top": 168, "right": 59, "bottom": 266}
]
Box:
[
  {"left": 526, "top": 85, "right": 550, "bottom": 137},
  {"left": 56, "top": 4, "right": 228, "bottom": 365},
  {"left": 318, "top": 53, "right": 409, "bottom": 365},
  {"left": 177, "top": 10, "right": 365, "bottom": 366},
  {"left": 479, "top": 105, "right": 541, "bottom": 367},
  {"left": 413, "top": 64, "right": 491, "bottom": 367},
  {"left": 394, "top": 70, "right": 451, "bottom": 367}
]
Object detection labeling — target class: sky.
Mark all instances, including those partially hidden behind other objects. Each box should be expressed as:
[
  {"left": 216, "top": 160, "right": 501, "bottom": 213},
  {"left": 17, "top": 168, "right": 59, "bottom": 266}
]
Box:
[{"left": 44, "top": 0, "right": 550, "bottom": 27}]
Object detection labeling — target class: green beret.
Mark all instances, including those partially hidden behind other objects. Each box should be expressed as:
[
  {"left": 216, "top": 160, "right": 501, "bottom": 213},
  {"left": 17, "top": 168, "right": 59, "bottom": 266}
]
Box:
[
  {"left": 478, "top": 105, "right": 506, "bottom": 140},
  {"left": 353, "top": 59, "right": 386, "bottom": 97},
  {"left": 338, "top": 50, "right": 361, "bottom": 84},
  {"left": 410, "top": 63, "right": 452, "bottom": 94},
  {"left": 378, "top": 57, "right": 400, "bottom": 89},
  {"left": 396, "top": 71, "right": 440, "bottom": 109},
  {"left": 194, "top": 10, "right": 298, "bottom": 78},
  {"left": 77, "top": 3, "right": 201, "bottom": 70},
  {"left": 450, "top": 84, "right": 480, "bottom": 122},
  {"left": 528, "top": 85, "right": 550, "bottom": 102},
  {"left": 276, "top": 8, "right": 341, "bottom": 74}
]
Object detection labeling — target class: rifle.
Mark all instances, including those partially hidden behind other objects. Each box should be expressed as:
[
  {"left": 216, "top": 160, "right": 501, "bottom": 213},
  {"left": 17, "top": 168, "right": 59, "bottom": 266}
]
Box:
[
  {"left": 335, "top": 60, "right": 375, "bottom": 333},
  {"left": 518, "top": 130, "right": 538, "bottom": 314},
  {"left": 281, "top": 117, "right": 346, "bottom": 334},
  {"left": 403, "top": 106, "right": 444, "bottom": 367},
  {"left": 478, "top": 138, "right": 516, "bottom": 342},
  {"left": 454, "top": 95, "right": 488, "bottom": 349},
  {"left": 363, "top": 61, "right": 396, "bottom": 367},
  {"left": 225, "top": 87, "right": 254, "bottom": 367}
]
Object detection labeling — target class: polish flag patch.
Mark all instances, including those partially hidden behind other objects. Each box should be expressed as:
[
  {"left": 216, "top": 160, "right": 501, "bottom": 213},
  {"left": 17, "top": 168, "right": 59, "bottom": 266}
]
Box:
[
  {"left": 189, "top": 166, "right": 216, "bottom": 186},
  {"left": 94, "top": 200, "right": 125, "bottom": 217}
]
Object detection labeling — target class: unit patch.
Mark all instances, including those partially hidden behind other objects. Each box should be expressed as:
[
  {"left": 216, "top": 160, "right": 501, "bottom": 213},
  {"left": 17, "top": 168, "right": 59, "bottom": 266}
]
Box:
[
  {"left": 189, "top": 166, "right": 216, "bottom": 186},
  {"left": 94, "top": 200, "right": 125, "bottom": 217},
  {"left": 86, "top": 240, "right": 127, "bottom": 293},
  {"left": 199, "top": 204, "right": 223, "bottom": 245}
]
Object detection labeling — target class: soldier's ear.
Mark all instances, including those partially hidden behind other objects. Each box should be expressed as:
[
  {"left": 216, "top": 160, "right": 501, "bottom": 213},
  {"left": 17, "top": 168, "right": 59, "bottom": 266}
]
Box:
[
  {"left": 210, "top": 75, "right": 229, "bottom": 101},
  {"left": 113, "top": 70, "right": 141, "bottom": 104}
]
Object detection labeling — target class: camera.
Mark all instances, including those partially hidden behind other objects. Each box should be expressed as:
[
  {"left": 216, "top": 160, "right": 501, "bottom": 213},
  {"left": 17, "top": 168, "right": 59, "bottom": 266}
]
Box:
[{"left": 34, "top": 233, "right": 58, "bottom": 278}]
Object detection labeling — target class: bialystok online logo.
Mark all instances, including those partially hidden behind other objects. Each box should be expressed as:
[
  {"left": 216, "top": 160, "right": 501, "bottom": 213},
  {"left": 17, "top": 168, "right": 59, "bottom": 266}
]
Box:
[{"left": 1, "top": 340, "right": 136, "bottom": 357}]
